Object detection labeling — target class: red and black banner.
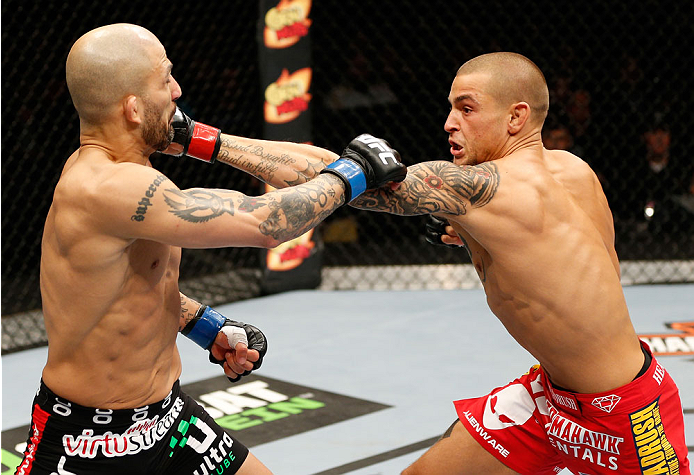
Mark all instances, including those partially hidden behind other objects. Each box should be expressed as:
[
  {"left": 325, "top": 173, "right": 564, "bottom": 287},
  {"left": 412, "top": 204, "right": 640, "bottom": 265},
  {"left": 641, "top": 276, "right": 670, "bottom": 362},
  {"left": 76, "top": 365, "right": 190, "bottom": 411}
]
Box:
[{"left": 258, "top": 0, "right": 323, "bottom": 295}]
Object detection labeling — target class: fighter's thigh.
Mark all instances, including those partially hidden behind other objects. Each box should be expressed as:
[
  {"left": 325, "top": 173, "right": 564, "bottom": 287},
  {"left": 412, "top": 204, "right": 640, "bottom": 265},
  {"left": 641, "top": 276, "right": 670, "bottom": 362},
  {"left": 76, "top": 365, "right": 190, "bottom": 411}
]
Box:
[{"left": 402, "top": 420, "right": 519, "bottom": 475}]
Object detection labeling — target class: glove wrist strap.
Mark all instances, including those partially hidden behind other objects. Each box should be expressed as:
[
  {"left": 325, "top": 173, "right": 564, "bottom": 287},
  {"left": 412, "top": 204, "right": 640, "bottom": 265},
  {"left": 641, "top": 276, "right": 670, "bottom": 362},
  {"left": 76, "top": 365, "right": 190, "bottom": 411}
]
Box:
[
  {"left": 321, "top": 159, "right": 367, "bottom": 202},
  {"left": 182, "top": 305, "right": 225, "bottom": 349},
  {"left": 188, "top": 123, "right": 221, "bottom": 163}
]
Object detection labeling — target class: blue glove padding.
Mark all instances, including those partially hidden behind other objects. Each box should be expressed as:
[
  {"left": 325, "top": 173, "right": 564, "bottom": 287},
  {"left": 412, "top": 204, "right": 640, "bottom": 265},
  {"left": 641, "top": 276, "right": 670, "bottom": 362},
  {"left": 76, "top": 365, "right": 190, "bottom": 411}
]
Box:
[{"left": 181, "top": 305, "right": 226, "bottom": 350}]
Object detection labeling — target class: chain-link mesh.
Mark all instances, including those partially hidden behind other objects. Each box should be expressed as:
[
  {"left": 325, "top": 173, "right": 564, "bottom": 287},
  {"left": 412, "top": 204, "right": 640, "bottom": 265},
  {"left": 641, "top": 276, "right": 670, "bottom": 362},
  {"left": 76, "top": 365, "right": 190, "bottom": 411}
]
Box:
[{"left": 2, "top": 0, "right": 693, "bottom": 353}]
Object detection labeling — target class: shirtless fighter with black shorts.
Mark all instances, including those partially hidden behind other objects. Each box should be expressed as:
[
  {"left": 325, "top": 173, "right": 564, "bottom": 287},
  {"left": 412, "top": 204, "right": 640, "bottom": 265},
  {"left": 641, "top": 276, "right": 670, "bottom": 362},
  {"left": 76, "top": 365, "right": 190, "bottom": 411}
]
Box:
[{"left": 16, "top": 23, "right": 405, "bottom": 475}]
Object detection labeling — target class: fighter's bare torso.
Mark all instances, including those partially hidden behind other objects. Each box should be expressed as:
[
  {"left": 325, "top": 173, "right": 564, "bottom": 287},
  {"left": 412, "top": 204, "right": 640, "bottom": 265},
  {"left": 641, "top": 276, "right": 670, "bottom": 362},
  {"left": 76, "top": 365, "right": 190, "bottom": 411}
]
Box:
[
  {"left": 447, "top": 148, "right": 642, "bottom": 393},
  {"left": 40, "top": 148, "right": 182, "bottom": 408},
  {"left": 354, "top": 144, "right": 643, "bottom": 394}
]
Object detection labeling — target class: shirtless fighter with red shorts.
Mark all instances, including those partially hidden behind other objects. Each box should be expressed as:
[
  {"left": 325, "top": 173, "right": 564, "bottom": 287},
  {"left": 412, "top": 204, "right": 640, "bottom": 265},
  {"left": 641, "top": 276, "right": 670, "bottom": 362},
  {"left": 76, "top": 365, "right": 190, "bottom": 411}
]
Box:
[{"left": 349, "top": 52, "right": 690, "bottom": 475}]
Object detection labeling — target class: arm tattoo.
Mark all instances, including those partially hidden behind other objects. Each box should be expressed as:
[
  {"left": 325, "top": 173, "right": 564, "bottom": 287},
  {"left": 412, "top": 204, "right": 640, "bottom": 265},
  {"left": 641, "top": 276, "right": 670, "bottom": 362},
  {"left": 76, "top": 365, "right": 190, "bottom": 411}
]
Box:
[
  {"left": 352, "top": 161, "right": 499, "bottom": 216},
  {"left": 131, "top": 174, "right": 169, "bottom": 222},
  {"left": 163, "top": 188, "right": 236, "bottom": 223},
  {"left": 217, "top": 137, "right": 302, "bottom": 186},
  {"left": 179, "top": 294, "right": 198, "bottom": 331},
  {"left": 259, "top": 175, "right": 345, "bottom": 241},
  {"left": 283, "top": 161, "right": 324, "bottom": 187},
  {"left": 162, "top": 176, "right": 344, "bottom": 241}
]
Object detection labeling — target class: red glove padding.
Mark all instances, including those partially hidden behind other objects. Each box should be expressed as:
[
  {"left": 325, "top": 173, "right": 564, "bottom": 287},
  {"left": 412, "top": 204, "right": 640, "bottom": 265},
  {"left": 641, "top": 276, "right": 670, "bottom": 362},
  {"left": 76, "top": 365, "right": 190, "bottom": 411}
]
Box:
[{"left": 166, "top": 107, "right": 221, "bottom": 163}]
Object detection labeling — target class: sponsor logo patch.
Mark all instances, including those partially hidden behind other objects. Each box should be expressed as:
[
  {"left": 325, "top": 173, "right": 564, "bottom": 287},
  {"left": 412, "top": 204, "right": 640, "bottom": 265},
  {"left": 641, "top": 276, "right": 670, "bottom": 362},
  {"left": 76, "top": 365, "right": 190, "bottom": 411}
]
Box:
[
  {"left": 545, "top": 403, "right": 622, "bottom": 471},
  {"left": 264, "top": 68, "right": 312, "bottom": 124},
  {"left": 263, "top": 0, "right": 312, "bottom": 49},
  {"left": 591, "top": 394, "right": 621, "bottom": 413},
  {"left": 547, "top": 385, "right": 579, "bottom": 412},
  {"left": 629, "top": 399, "right": 679, "bottom": 474}
]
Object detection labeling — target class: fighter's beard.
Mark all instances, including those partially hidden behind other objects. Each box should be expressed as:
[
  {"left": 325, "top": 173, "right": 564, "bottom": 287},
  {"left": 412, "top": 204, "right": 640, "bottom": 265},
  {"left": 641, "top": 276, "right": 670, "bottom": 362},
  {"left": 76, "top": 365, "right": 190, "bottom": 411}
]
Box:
[{"left": 159, "top": 126, "right": 175, "bottom": 151}]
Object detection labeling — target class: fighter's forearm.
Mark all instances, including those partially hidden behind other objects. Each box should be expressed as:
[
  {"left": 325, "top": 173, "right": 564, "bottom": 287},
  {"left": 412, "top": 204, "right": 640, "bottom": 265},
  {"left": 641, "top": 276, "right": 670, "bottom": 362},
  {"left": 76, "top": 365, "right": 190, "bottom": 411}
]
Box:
[
  {"left": 215, "top": 134, "right": 339, "bottom": 188},
  {"left": 257, "top": 173, "right": 347, "bottom": 242},
  {"left": 349, "top": 163, "right": 464, "bottom": 216},
  {"left": 351, "top": 161, "right": 499, "bottom": 216},
  {"left": 350, "top": 181, "right": 463, "bottom": 216},
  {"left": 179, "top": 293, "right": 203, "bottom": 332}
]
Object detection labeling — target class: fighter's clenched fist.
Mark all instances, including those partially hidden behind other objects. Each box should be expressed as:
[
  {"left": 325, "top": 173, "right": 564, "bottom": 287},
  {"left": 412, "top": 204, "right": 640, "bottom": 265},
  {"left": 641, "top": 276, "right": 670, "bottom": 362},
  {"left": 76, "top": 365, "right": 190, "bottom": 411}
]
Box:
[
  {"left": 166, "top": 106, "right": 222, "bottom": 163},
  {"left": 320, "top": 134, "right": 407, "bottom": 201}
]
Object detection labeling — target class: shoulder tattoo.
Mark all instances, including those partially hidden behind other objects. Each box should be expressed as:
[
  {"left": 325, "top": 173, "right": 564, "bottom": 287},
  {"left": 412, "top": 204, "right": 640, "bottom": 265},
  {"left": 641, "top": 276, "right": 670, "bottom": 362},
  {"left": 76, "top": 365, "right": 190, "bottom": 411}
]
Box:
[{"left": 131, "top": 174, "right": 169, "bottom": 222}]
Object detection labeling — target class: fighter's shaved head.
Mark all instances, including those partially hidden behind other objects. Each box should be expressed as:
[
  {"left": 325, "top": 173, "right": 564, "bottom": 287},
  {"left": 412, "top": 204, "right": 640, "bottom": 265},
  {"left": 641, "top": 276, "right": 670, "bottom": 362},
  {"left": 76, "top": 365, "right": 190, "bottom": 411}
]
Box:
[
  {"left": 66, "top": 24, "right": 161, "bottom": 125},
  {"left": 458, "top": 52, "right": 549, "bottom": 125}
]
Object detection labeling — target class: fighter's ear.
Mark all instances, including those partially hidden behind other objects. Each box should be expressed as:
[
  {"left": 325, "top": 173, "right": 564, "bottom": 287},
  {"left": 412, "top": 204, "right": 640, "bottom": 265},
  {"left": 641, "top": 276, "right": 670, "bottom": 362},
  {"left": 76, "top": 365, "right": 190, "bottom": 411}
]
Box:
[
  {"left": 123, "top": 95, "right": 142, "bottom": 125},
  {"left": 508, "top": 102, "right": 530, "bottom": 135}
]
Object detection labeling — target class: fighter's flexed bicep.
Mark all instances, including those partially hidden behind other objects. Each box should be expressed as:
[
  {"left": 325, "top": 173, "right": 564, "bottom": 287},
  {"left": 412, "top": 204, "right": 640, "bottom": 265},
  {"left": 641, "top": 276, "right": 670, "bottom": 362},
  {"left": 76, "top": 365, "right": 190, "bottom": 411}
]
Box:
[{"left": 351, "top": 160, "right": 500, "bottom": 218}]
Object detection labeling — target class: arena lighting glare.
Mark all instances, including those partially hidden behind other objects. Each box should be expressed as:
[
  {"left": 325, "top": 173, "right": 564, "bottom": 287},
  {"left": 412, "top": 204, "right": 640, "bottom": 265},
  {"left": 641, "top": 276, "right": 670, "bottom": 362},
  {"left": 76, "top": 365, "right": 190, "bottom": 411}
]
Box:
[{"left": 644, "top": 202, "right": 655, "bottom": 219}]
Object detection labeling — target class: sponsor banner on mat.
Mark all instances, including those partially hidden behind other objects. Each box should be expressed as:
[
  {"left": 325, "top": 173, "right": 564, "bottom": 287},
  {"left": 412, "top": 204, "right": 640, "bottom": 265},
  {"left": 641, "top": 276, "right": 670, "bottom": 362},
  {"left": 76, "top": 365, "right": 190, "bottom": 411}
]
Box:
[{"left": 638, "top": 321, "right": 694, "bottom": 356}]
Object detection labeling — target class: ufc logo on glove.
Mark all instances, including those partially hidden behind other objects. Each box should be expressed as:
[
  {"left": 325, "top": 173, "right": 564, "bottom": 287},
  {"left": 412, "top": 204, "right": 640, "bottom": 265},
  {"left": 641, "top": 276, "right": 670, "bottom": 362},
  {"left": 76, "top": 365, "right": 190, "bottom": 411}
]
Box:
[{"left": 356, "top": 134, "right": 398, "bottom": 165}]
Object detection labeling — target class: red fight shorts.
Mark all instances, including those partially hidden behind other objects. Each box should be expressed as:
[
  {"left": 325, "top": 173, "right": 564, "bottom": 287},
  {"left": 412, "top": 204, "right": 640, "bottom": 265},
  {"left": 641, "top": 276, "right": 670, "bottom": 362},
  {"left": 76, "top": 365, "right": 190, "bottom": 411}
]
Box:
[{"left": 454, "top": 342, "right": 690, "bottom": 475}]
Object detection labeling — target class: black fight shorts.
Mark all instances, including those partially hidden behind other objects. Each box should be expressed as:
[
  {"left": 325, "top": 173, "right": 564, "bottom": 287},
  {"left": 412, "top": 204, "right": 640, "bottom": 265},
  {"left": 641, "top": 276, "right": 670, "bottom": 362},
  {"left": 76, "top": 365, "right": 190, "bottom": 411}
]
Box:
[{"left": 16, "top": 380, "right": 249, "bottom": 474}]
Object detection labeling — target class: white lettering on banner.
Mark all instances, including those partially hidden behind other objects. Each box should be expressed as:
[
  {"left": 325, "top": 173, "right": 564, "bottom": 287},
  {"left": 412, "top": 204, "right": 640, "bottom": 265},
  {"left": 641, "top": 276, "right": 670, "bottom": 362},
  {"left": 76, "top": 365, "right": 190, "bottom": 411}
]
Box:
[
  {"left": 227, "top": 381, "right": 288, "bottom": 402},
  {"left": 641, "top": 336, "right": 694, "bottom": 354},
  {"left": 198, "top": 392, "right": 266, "bottom": 415},
  {"left": 463, "top": 411, "right": 510, "bottom": 458},
  {"left": 198, "top": 380, "right": 289, "bottom": 417},
  {"left": 62, "top": 397, "right": 184, "bottom": 458}
]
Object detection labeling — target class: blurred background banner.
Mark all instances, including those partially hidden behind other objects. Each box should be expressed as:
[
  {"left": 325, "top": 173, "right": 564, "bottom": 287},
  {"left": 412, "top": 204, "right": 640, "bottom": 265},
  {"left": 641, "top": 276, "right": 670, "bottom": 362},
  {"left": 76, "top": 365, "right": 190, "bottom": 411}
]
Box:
[
  {"left": 2, "top": 0, "right": 693, "bottom": 353},
  {"left": 257, "top": 0, "right": 324, "bottom": 296}
]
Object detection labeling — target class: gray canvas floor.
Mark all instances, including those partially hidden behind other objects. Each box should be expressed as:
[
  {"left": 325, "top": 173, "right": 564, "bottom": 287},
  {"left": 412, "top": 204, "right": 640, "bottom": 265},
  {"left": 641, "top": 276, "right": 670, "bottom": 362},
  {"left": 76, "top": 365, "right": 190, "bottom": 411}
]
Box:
[{"left": 2, "top": 285, "right": 693, "bottom": 474}]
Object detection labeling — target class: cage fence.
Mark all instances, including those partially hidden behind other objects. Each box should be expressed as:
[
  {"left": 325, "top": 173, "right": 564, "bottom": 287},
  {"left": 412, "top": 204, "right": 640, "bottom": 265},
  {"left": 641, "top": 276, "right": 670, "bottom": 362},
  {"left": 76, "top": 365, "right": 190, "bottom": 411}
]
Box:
[{"left": 2, "top": 0, "right": 692, "bottom": 353}]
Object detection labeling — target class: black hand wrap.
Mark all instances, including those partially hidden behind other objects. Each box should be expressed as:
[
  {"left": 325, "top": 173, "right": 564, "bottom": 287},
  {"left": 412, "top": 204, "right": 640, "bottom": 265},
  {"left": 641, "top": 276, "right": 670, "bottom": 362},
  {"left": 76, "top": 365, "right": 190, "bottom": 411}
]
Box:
[
  {"left": 425, "top": 216, "right": 460, "bottom": 248},
  {"left": 209, "top": 319, "right": 268, "bottom": 383},
  {"left": 320, "top": 134, "right": 407, "bottom": 202},
  {"left": 168, "top": 107, "right": 221, "bottom": 163}
]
